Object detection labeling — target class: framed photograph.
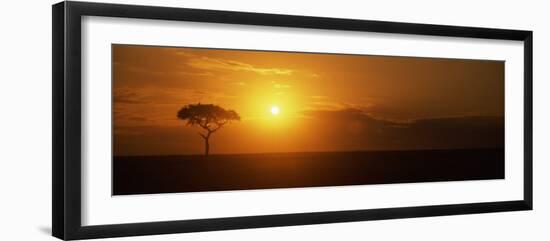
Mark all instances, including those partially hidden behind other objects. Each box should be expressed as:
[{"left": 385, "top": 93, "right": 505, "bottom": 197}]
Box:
[{"left": 52, "top": 1, "right": 533, "bottom": 240}]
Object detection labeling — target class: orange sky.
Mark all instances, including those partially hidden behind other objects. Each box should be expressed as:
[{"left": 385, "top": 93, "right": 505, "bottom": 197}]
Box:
[{"left": 113, "top": 44, "right": 504, "bottom": 156}]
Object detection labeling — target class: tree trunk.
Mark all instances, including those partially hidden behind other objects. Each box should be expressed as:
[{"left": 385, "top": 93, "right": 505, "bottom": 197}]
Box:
[{"left": 204, "top": 137, "right": 210, "bottom": 157}]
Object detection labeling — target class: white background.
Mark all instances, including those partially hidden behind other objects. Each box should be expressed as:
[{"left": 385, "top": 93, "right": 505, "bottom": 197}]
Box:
[{"left": 0, "top": 0, "right": 548, "bottom": 240}]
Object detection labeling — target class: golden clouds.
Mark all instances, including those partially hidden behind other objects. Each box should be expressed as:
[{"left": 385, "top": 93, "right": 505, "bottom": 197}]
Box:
[{"left": 187, "top": 56, "right": 294, "bottom": 75}]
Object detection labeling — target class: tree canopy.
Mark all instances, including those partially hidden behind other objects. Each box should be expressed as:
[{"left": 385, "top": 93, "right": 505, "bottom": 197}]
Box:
[
  {"left": 177, "top": 103, "right": 240, "bottom": 131},
  {"left": 177, "top": 103, "right": 240, "bottom": 157}
]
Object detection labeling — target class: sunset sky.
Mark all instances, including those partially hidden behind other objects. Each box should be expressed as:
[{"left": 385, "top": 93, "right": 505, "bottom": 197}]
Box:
[{"left": 113, "top": 45, "right": 504, "bottom": 156}]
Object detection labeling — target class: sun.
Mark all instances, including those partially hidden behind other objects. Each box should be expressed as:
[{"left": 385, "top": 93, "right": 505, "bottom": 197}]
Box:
[{"left": 270, "top": 105, "right": 280, "bottom": 115}]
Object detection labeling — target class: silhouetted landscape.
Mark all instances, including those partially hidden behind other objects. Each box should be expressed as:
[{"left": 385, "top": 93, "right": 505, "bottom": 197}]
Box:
[{"left": 113, "top": 148, "right": 504, "bottom": 195}]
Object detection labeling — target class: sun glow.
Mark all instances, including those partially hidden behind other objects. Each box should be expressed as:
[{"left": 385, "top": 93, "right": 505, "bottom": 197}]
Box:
[{"left": 270, "top": 106, "right": 280, "bottom": 115}]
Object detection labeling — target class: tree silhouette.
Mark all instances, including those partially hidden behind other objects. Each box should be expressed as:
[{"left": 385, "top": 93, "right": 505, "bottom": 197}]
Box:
[{"left": 177, "top": 103, "right": 240, "bottom": 157}]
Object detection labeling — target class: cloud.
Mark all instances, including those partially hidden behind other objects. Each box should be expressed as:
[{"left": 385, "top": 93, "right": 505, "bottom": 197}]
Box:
[
  {"left": 273, "top": 83, "right": 291, "bottom": 89},
  {"left": 114, "top": 87, "right": 232, "bottom": 106},
  {"left": 175, "top": 50, "right": 196, "bottom": 57},
  {"left": 307, "top": 101, "right": 349, "bottom": 111},
  {"left": 310, "top": 95, "right": 328, "bottom": 99},
  {"left": 177, "top": 71, "right": 214, "bottom": 77},
  {"left": 187, "top": 57, "right": 293, "bottom": 75},
  {"left": 302, "top": 108, "right": 504, "bottom": 150},
  {"left": 120, "top": 62, "right": 213, "bottom": 78},
  {"left": 113, "top": 88, "right": 146, "bottom": 104}
]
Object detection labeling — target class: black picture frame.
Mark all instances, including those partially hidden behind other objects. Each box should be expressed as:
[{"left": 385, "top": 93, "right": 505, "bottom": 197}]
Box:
[{"left": 52, "top": 1, "right": 533, "bottom": 240}]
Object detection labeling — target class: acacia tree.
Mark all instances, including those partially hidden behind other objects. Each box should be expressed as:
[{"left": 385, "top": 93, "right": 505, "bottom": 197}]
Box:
[{"left": 177, "top": 103, "right": 240, "bottom": 157}]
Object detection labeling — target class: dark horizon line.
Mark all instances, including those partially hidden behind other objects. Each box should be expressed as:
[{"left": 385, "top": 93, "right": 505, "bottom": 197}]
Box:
[{"left": 113, "top": 147, "right": 504, "bottom": 158}]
